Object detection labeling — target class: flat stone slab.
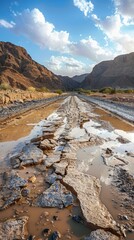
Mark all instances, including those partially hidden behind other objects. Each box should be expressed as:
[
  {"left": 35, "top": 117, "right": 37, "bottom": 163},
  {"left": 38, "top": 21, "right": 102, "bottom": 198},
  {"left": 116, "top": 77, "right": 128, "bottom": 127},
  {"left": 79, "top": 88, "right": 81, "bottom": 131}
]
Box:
[
  {"left": 46, "top": 173, "right": 62, "bottom": 184},
  {"left": 45, "top": 153, "right": 61, "bottom": 167},
  {"left": 40, "top": 139, "right": 57, "bottom": 150},
  {"left": 84, "top": 229, "right": 120, "bottom": 240},
  {"left": 11, "top": 144, "right": 44, "bottom": 168},
  {"left": 0, "top": 216, "right": 28, "bottom": 240},
  {"left": 54, "top": 160, "right": 68, "bottom": 176},
  {"left": 35, "top": 181, "right": 73, "bottom": 208},
  {"left": 63, "top": 169, "right": 120, "bottom": 234}
]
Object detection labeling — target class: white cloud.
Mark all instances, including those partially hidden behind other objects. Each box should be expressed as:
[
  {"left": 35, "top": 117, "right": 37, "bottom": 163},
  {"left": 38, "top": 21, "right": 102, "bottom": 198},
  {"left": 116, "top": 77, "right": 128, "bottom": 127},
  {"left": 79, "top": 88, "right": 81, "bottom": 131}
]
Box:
[
  {"left": 92, "top": 11, "right": 134, "bottom": 54},
  {"left": 69, "top": 36, "right": 114, "bottom": 62},
  {"left": 0, "top": 19, "right": 14, "bottom": 28},
  {"left": 73, "top": 0, "right": 94, "bottom": 16},
  {"left": 114, "top": 0, "right": 134, "bottom": 25},
  {"left": 7, "top": 8, "right": 70, "bottom": 52},
  {"left": 47, "top": 56, "right": 91, "bottom": 77}
]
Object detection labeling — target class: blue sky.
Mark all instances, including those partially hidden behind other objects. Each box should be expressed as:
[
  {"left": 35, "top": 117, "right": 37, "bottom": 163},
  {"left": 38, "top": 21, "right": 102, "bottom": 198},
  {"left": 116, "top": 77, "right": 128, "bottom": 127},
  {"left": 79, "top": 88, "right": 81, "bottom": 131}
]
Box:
[{"left": 0, "top": 0, "right": 134, "bottom": 76}]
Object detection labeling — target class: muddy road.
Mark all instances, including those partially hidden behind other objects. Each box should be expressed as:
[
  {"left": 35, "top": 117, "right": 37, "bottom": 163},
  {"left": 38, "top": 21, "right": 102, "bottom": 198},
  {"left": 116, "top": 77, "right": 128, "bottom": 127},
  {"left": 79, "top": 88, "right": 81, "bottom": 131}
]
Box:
[{"left": 0, "top": 95, "right": 134, "bottom": 240}]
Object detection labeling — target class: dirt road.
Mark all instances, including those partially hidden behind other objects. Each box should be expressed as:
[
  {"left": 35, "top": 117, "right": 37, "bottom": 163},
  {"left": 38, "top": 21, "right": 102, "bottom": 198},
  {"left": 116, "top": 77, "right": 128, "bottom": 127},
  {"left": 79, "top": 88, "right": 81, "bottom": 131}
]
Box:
[{"left": 0, "top": 95, "right": 134, "bottom": 240}]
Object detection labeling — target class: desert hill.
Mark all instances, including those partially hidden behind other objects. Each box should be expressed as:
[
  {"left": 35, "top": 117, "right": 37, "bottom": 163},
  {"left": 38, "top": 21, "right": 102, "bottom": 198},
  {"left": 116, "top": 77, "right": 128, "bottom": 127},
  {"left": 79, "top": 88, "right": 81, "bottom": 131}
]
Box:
[
  {"left": 0, "top": 41, "right": 63, "bottom": 90},
  {"left": 81, "top": 52, "right": 134, "bottom": 89}
]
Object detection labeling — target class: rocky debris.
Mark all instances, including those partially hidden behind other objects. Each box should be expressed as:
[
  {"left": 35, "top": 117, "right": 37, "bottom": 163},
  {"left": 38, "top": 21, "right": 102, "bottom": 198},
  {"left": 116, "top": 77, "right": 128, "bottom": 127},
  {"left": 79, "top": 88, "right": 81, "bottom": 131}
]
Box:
[
  {"left": 10, "top": 144, "right": 44, "bottom": 168},
  {"left": 84, "top": 229, "right": 120, "bottom": 240},
  {"left": 35, "top": 181, "right": 73, "bottom": 208},
  {"left": 46, "top": 173, "right": 62, "bottom": 184},
  {"left": 113, "top": 168, "right": 134, "bottom": 198},
  {"left": 43, "top": 127, "right": 56, "bottom": 133},
  {"left": 0, "top": 216, "right": 28, "bottom": 240},
  {"left": 45, "top": 153, "right": 61, "bottom": 167},
  {"left": 53, "top": 160, "right": 68, "bottom": 175},
  {"left": 40, "top": 139, "right": 57, "bottom": 150},
  {"left": 0, "top": 172, "right": 27, "bottom": 210},
  {"left": 64, "top": 169, "right": 120, "bottom": 234},
  {"left": 0, "top": 190, "right": 22, "bottom": 210}
]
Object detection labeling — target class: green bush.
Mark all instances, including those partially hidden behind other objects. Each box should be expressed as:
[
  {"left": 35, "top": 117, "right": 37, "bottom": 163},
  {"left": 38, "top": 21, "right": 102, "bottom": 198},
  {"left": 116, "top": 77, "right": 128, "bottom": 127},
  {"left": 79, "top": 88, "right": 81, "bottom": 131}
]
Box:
[
  {"left": 55, "top": 89, "right": 63, "bottom": 95},
  {"left": 36, "top": 87, "right": 50, "bottom": 92},
  {"left": 27, "top": 86, "right": 36, "bottom": 92},
  {"left": 0, "top": 83, "right": 11, "bottom": 90},
  {"left": 99, "top": 87, "right": 116, "bottom": 94}
]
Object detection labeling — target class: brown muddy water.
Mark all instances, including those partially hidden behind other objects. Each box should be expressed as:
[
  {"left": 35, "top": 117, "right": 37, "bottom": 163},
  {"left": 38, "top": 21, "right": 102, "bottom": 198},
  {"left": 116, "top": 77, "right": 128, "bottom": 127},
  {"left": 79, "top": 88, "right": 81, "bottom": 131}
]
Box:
[{"left": 0, "top": 100, "right": 134, "bottom": 239}]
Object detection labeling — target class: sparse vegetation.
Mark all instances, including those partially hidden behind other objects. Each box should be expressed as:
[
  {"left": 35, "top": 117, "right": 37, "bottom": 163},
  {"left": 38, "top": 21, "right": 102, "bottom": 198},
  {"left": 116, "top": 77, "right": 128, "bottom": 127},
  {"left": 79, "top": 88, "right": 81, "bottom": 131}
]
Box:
[
  {"left": 77, "top": 88, "right": 92, "bottom": 95},
  {"left": 55, "top": 89, "right": 63, "bottom": 95},
  {"left": 99, "top": 87, "right": 116, "bottom": 94},
  {"left": 36, "top": 87, "right": 50, "bottom": 92},
  {"left": 27, "top": 86, "right": 36, "bottom": 92},
  {"left": 0, "top": 83, "right": 12, "bottom": 90}
]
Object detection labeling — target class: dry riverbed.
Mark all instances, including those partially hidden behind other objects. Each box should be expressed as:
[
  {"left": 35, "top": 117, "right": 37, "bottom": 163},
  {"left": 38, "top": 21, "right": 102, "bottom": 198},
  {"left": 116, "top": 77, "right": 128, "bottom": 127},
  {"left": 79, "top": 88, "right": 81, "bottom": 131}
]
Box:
[{"left": 0, "top": 95, "right": 134, "bottom": 240}]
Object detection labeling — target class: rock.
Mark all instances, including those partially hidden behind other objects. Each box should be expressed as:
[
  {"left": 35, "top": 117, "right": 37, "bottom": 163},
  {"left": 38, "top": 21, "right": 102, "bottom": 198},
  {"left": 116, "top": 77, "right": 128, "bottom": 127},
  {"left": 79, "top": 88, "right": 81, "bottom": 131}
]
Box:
[
  {"left": 19, "top": 144, "right": 44, "bottom": 167},
  {"left": 0, "top": 216, "right": 28, "bottom": 240},
  {"left": 28, "top": 175, "right": 36, "bottom": 183},
  {"left": 53, "top": 215, "right": 59, "bottom": 221},
  {"left": 53, "top": 160, "right": 68, "bottom": 176},
  {"left": 7, "top": 174, "right": 27, "bottom": 189},
  {"left": 63, "top": 169, "right": 120, "bottom": 234},
  {"left": 84, "top": 229, "right": 120, "bottom": 240},
  {"left": 46, "top": 173, "right": 62, "bottom": 184},
  {"left": 50, "top": 231, "right": 61, "bottom": 240},
  {"left": 72, "top": 215, "right": 83, "bottom": 223},
  {"left": 0, "top": 190, "right": 22, "bottom": 210},
  {"left": 45, "top": 153, "right": 61, "bottom": 167},
  {"left": 0, "top": 173, "right": 27, "bottom": 210},
  {"left": 42, "top": 228, "right": 51, "bottom": 236},
  {"left": 28, "top": 235, "right": 35, "bottom": 240},
  {"left": 106, "top": 148, "right": 112, "bottom": 154},
  {"left": 35, "top": 181, "right": 73, "bottom": 208},
  {"left": 40, "top": 139, "right": 56, "bottom": 150},
  {"left": 21, "top": 188, "right": 30, "bottom": 197}
]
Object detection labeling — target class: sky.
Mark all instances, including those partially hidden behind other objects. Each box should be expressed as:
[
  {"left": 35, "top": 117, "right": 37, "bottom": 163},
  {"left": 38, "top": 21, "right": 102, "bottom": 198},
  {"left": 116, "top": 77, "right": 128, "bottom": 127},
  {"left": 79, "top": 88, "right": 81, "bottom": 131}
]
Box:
[{"left": 0, "top": 0, "right": 134, "bottom": 77}]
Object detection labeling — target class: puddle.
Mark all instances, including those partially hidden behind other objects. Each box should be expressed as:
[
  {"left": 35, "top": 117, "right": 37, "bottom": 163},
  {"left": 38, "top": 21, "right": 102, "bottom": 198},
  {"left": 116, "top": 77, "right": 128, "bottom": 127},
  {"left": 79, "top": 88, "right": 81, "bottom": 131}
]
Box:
[
  {"left": 0, "top": 101, "right": 62, "bottom": 167},
  {"left": 94, "top": 107, "right": 134, "bottom": 131},
  {"left": 0, "top": 204, "right": 91, "bottom": 239}
]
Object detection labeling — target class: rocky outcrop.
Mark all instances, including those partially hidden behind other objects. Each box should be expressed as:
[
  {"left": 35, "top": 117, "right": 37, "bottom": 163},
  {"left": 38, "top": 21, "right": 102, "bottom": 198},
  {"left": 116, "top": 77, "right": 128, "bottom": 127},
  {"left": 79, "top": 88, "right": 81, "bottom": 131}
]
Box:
[
  {"left": 72, "top": 73, "right": 88, "bottom": 83},
  {"left": 35, "top": 181, "right": 73, "bottom": 208},
  {"left": 63, "top": 169, "right": 119, "bottom": 234},
  {"left": 0, "top": 216, "right": 28, "bottom": 240},
  {"left": 0, "top": 41, "right": 63, "bottom": 90},
  {"left": 84, "top": 229, "right": 120, "bottom": 240},
  {"left": 81, "top": 52, "right": 134, "bottom": 89}
]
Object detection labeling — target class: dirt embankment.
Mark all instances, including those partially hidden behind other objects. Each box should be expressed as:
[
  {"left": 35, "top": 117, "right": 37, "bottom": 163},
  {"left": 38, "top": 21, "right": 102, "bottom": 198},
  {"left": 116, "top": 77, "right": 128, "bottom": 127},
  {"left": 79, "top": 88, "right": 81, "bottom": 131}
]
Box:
[{"left": 0, "top": 90, "right": 59, "bottom": 105}]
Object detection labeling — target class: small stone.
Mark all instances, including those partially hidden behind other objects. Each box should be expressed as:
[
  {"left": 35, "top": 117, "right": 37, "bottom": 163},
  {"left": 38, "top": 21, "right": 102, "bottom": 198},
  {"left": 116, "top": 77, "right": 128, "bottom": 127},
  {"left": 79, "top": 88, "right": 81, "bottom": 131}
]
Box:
[{"left": 28, "top": 175, "right": 36, "bottom": 183}]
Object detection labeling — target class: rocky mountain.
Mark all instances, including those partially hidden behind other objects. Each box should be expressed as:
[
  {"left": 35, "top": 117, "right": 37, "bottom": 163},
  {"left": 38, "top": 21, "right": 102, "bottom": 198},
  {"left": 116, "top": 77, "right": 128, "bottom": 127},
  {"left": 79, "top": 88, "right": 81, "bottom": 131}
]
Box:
[
  {"left": 81, "top": 53, "right": 134, "bottom": 89},
  {"left": 59, "top": 75, "right": 80, "bottom": 91},
  {"left": 72, "top": 73, "right": 88, "bottom": 83},
  {"left": 0, "top": 41, "right": 63, "bottom": 90}
]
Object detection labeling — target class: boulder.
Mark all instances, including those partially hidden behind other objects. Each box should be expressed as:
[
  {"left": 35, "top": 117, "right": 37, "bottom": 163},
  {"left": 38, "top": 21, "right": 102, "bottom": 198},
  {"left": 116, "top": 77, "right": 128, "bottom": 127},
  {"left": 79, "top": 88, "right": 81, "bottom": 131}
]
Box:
[
  {"left": 0, "top": 216, "right": 28, "bottom": 240},
  {"left": 63, "top": 169, "right": 120, "bottom": 234},
  {"left": 84, "top": 229, "right": 120, "bottom": 240},
  {"left": 35, "top": 181, "right": 73, "bottom": 208}
]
